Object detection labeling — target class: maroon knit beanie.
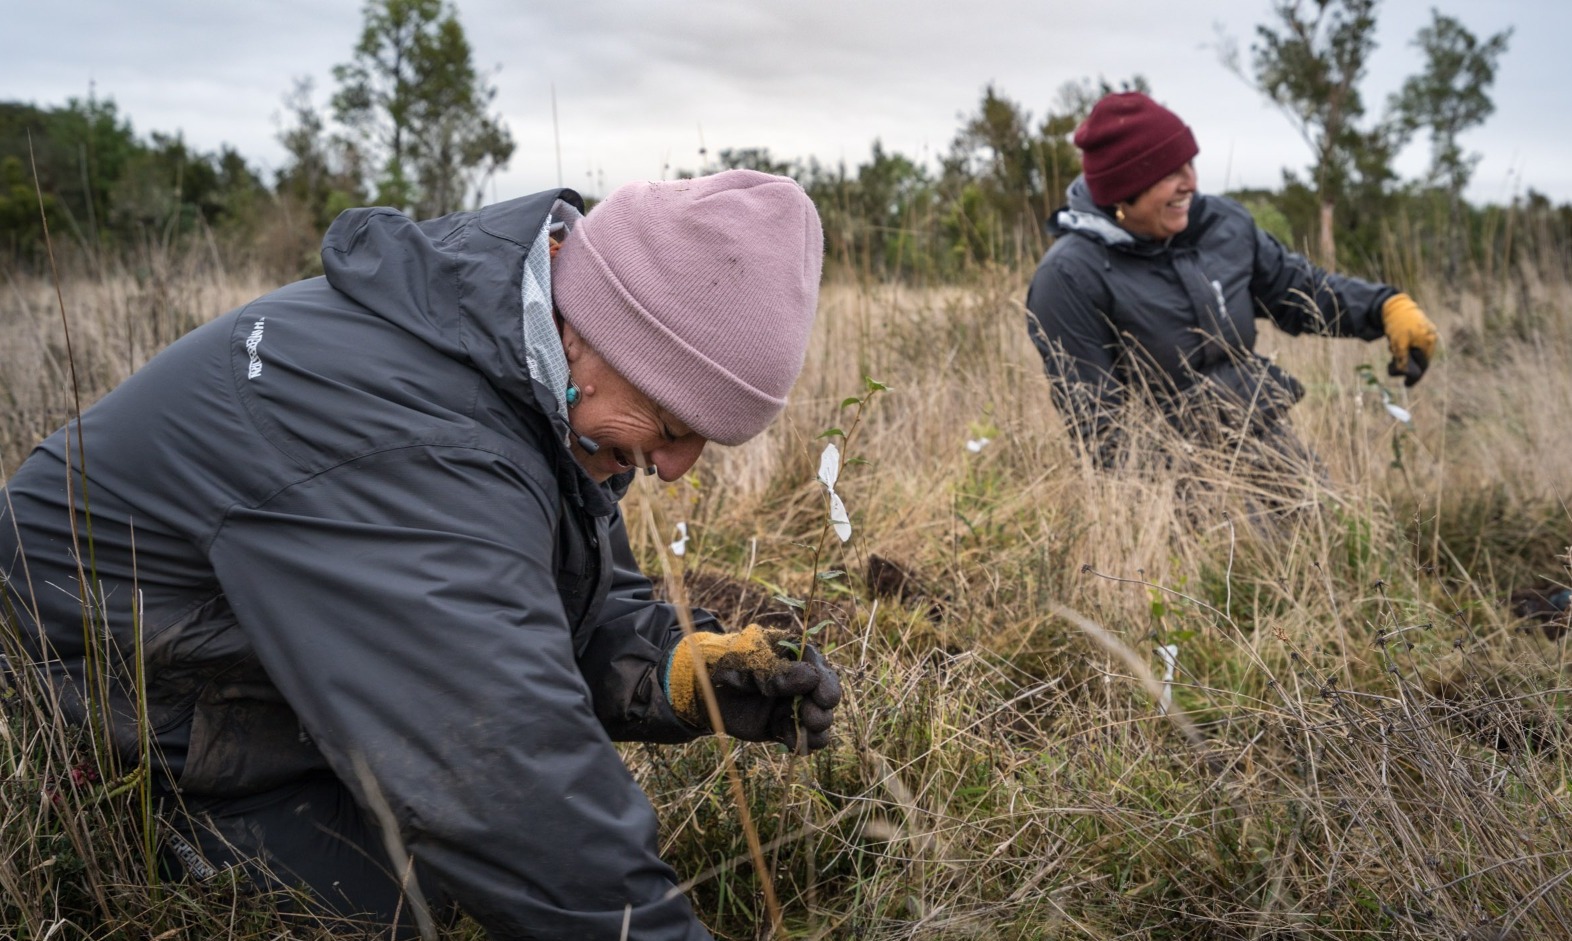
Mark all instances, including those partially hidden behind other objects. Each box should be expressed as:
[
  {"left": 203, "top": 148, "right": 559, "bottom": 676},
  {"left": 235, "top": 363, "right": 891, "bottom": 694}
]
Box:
[
  {"left": 1074, "top": 92, "right": 1199, "bottom": 206},
  {"left": 552, "top": 169, "right": 824, "bottom": 446}
]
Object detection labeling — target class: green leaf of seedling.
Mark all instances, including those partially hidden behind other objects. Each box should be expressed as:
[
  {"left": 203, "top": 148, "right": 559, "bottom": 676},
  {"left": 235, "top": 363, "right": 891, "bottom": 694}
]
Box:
[
  {"left": 752, "top": 576, "right": 790, "bottom": 597},
  {"left": 817, "top": 427, "right": 846, "bottom": 439},
  {"left": 776, "top": 639, "right": 803, "bottom": 657},
  {"left": 1169, "top": 629, "right": 1197, "bottom": 643},
  {"left": 774, "top": 594, "right": 807, "bottom": 610},
  {"left": 1150, "top": 599, "right": 1167, "bottom": 619},
  {"left": 846, "top": 456, "right": 871, "bottom": 467},
  {"left": 840, "top": 396, "right": 863, "bottom": 410},
  {"left": 809, "top": 619, "right": 833, "bottom": 635},
  {"left": 816, "top": 569, "right": 845, "bottom": 581},
  {"left": 863, "top": 377, "right": 889, "bottom": 393},
  {"left": 822, "top": 580, "right": 855, "bottom": 598}
]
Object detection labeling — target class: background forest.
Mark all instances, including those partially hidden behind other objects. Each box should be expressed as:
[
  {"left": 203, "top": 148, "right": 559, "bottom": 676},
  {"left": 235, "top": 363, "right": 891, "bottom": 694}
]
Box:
[{"left": 4, "top": 1, "right": 1572, "bottom": 940}]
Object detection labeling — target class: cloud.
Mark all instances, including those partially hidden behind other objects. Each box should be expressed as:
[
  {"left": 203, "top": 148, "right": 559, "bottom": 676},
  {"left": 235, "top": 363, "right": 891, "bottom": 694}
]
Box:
[{"left": 4, "top": 0, "right": 1567, "bottom": 204}]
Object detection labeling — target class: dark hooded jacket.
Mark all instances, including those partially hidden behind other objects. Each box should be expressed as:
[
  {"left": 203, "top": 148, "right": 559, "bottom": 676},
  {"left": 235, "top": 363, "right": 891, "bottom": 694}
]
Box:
[
  {"left": 1026, "top": 176, "right": 1392, "bottom": 464},
  {"left": 1, "top": 190, "right": 716, "bottom": 939}
]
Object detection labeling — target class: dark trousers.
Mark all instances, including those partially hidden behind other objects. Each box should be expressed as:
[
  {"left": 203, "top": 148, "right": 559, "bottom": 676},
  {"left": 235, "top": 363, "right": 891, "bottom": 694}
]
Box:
[{"left": 161, "top": 774, "right": 455, "bottom": 938}]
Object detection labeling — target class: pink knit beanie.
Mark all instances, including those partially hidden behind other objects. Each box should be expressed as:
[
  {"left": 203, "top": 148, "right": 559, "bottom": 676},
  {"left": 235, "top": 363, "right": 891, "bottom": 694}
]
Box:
[
  {"left": 552, "top": 169, "right": 824, "bottom": 446},
  {"left": 1075, "top": 92, "right": 1199, "bottom": 206}
]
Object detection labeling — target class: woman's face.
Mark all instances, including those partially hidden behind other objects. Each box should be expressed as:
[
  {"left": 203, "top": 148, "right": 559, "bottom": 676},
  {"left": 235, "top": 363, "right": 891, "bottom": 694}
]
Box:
[
  {"left": 1118, "top": 162, "right": 1197, "bottom": 240},
  {"left": 561, "top": 323, "right": 709, "bottom": 483}
]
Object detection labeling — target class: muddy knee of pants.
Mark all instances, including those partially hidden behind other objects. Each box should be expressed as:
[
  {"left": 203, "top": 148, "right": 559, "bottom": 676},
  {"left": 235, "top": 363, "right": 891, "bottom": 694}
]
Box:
[{"left": 161, "top": 774, "right": 455, "bottom": 936}]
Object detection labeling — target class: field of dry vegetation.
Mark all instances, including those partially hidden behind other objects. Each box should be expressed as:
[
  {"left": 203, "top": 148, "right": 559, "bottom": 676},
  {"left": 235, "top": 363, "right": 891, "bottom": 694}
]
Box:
[{"left": 4, "top": 237, "right": 1572, "bottom": 939}]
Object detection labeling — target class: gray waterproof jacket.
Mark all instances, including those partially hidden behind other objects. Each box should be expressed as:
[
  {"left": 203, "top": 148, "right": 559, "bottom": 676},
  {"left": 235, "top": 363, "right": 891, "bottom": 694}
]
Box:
[
  {"left": 1, "top": 189, "right": 716, "bottom": 939},
  {"left": 1026, "top": 177, "right": 1392, "bottom": 464}
]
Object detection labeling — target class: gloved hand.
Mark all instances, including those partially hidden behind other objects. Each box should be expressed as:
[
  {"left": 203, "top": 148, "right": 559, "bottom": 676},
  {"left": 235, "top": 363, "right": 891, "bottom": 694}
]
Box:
[
  {"left": 664, "top": 624, "right": 842, "bottom": 751},
  {"left": 1381, "top": 293, "right": 1438, "bottom": 386}
]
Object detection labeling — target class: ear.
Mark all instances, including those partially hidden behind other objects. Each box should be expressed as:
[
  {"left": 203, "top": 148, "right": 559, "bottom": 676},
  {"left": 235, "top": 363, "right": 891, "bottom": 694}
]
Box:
[
  {"left": 559, "top": 323, "right": 602, "bottom": 397},
  {"left": 560, "top": 319, "right": 584, "bottom": 361}
]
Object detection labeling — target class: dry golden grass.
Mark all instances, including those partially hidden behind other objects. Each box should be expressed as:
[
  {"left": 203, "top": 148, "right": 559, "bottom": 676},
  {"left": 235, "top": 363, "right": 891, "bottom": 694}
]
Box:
[
  {"left": 0, "top": 257, "right": 275, "bottom": 474},
  {"left": 622, "top": 265, "right": 1572, "bottom": 939},
  {"left": 4, "top": 247, "right": 1572, "bottom": 940}
]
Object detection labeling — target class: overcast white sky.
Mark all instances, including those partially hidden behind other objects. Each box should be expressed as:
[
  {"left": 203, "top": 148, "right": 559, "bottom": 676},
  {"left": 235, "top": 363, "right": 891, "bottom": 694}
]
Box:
[{"left": 5, "top": 0, "right": 1564, "bottom": 206}]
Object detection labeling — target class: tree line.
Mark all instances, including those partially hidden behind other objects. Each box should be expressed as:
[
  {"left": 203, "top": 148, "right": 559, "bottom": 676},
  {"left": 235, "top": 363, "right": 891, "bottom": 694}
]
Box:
[{"left": 1, "top": 0, "right": 1565, "bottom": 283}]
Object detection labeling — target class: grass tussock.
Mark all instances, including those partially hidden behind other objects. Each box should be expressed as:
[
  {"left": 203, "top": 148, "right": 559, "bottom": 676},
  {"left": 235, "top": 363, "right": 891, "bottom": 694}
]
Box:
[{"left": 4, "top": 245, "right": 1572, "bottom": 939}]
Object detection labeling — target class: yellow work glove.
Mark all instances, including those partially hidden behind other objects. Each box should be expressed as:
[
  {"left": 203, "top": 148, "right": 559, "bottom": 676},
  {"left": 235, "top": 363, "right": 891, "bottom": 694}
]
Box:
[
  {"left": 1382, "top": 293, "right": 1438, "bottom": 387},
  {"left": 663, "top": 624, "right": 841, "bottom": 751}
]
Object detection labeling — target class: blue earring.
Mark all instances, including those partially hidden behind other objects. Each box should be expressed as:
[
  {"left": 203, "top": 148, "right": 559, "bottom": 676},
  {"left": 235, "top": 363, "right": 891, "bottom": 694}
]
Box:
[{"left": 565, "top": 382, "right": 581, "bottom": 407}]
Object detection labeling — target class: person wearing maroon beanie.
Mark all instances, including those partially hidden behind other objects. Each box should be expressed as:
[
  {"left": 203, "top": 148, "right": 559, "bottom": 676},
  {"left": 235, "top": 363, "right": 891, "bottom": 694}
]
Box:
[
  {"left": 1, "top": 169, "right": 838, "bottom": 940},
  {"left": 1026, "top": 91, "right": 1438, "bottom": 483}
]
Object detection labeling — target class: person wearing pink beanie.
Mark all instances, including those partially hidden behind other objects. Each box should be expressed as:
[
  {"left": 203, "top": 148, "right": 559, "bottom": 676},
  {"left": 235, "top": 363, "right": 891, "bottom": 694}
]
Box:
[
  {"left": 554, "top": 169, "right": 823, "bottom": 449},
  {"left": 1, "top": 168, "right": 835, "bottom": 939},
  {"left": 1026, "top": 91, "right": 1439, "bottom": 488}
]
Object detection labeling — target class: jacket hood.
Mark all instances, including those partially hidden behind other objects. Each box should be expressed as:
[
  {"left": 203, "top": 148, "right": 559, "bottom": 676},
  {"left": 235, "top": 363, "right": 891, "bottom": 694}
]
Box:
[
  {"left": 321, "top": 190, "right": 585, "bottom": 423},
  {"left": 1047, "top": 175, "right": 1211, "bottom": 255},
  {"left": 319, "top": 190, "right": 630, "bottom": 514},
  {"left": 1047, "top": 176, "right": 1135, "bottom": 247}
]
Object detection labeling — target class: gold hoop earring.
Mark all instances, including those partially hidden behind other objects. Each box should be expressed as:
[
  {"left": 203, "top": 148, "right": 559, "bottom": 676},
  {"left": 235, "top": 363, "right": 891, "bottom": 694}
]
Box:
[{"left": 1115, "top": 206, "right": 1126, "bottom": 222}]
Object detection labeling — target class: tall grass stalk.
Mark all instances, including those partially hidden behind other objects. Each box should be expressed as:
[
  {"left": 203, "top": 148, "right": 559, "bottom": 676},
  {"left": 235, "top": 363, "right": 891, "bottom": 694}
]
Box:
[{"left": 634, "top": 485, "right": 785, "bottom": 934}]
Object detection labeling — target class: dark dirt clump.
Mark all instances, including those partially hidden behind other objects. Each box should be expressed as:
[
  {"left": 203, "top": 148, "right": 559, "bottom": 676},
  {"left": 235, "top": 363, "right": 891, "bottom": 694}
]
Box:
[
  {"left": 866, "top": 554, "right": 947, "bottom": 623},
  {"left": 655, "top": 570, "right": 799, "bottom": 630}
]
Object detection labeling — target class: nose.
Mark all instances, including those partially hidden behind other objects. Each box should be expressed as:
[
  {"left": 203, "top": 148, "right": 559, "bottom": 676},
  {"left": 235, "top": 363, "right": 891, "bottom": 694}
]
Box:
[
  {"left": 1177, "top": 162, "right": 1197, "bottom": 191},
  {"left": 651, "top": 436, "right": 708, "bottom": 481}
]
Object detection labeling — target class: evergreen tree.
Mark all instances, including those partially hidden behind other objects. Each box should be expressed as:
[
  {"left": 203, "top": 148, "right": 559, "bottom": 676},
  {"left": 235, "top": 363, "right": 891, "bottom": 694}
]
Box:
[
  {"left": 276, "top": 77, "right": 369, "bottom": 228},
  {"left": 1235, "top": 0, "right": 1385, "bottom": 267},
  {"left": 945, "top": 85, "right": 1048, "bottom": 264},
  {"left": 332, "top": 0, "right": 514, "bottom": 217},
  {"left": 1392, "top": 11, "right": 1511, "bottom": 199}
]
